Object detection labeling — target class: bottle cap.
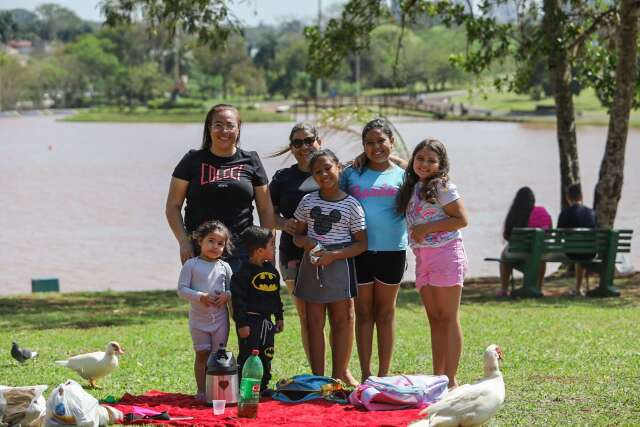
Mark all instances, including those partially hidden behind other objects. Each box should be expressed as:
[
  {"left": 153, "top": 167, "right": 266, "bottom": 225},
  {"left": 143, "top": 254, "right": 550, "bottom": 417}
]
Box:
[{"left": 251, "top": 349, "right": 259, "bottom": 355}]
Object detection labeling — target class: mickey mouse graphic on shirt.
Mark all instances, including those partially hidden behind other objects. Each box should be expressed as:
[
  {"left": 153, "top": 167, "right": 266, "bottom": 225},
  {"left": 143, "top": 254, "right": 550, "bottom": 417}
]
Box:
[{"left": 310, "top": 206, "right": 341, "bottom": 235}]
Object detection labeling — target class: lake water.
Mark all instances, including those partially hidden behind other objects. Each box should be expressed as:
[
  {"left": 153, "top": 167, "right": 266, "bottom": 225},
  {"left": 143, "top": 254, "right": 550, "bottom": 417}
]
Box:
[{"left": 0, "top": 116, "right": 637, "bottom": 295}]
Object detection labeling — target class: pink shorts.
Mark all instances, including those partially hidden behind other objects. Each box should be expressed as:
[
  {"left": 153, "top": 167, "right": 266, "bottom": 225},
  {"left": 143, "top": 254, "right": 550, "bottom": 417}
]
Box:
[{"left": 413, "top": 239, "right": 468, "bottom": 289}]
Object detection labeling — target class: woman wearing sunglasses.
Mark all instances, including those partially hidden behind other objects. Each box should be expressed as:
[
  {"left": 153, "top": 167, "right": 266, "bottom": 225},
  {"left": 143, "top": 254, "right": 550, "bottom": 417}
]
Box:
[{"left": 269, "top": 122, "right": 323, "bottom": 363}]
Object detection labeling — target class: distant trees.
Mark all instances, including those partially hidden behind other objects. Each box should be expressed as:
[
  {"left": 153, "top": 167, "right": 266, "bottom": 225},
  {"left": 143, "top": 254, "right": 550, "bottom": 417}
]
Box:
[
  {"left": 265, "top": 34, "right": 312, "bottom": 98},
  {"left": 0, "top": 52, "right": 24, "bottom": 109},
  {"left": 192, "top": 35, "right": 264, "bottom": 98},
  {"left": 0, "top": 4, "right": 92, "bottom": 43},
  {"left": 361, "top": 24, "right": 465, "bottom": 91},
  {"left": 35, "top": 3, "right": 92, "bottom": 42},
  {"left": 0, "top": 9, "right": 40, "bottom": 42},
  {"left": 99, "top": 0, "right": 475, "bottom": 100},
  {"left": 107, "top": 62, "right": 169, "bottom": 107}
]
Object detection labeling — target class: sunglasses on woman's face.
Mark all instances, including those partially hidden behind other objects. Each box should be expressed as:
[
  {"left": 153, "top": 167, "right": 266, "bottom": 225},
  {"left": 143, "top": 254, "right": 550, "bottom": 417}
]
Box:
[{"left": 290, "top": 137, "right": 317, "bottom": 148}]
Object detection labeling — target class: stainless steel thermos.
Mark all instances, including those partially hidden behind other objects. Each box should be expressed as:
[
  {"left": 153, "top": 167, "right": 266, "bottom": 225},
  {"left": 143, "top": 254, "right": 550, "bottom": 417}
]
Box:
[{"left": 205, "top": 345, "right": 239, "bottom": 405}]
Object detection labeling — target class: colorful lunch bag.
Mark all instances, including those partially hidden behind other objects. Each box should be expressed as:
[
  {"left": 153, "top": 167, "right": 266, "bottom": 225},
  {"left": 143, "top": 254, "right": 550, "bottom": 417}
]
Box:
[{"left": 271, "top": 375, "right": 351, "bottom": 404}]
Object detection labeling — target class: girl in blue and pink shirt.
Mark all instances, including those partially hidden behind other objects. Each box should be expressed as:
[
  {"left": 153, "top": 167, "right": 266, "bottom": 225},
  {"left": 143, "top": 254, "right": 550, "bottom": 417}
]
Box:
[{"left": 396, "top": 138, "right": 469, "bottom": 389}]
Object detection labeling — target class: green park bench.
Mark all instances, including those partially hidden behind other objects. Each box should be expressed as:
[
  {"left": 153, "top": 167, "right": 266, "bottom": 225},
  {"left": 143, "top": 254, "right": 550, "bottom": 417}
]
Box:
[{"left": 485, "top": 228, "right": 633, "bottom": 298}]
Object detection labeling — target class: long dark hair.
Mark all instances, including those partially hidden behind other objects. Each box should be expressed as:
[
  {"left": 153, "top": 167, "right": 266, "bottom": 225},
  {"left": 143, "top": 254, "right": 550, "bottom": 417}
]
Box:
[
  {"left": 201, "top": 104, "right": 241, "bottom": 150},
  {"left": 396, "top": 138, "right": 450, "bottom": 214},
  {"left": 503, "top": 186, "right": 535, "bottom": 240}
]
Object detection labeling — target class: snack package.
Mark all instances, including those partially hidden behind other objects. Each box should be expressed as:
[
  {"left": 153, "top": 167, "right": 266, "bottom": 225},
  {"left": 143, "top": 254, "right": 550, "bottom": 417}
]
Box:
[{"left": 0, "top": 385, "right": 48, "bottom": 427}]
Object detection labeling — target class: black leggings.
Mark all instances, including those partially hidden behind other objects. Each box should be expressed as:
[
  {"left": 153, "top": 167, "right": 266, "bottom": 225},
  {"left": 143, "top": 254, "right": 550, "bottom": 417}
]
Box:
[{"left": 237, "top": 314, "right": 275, "bottom": 391}]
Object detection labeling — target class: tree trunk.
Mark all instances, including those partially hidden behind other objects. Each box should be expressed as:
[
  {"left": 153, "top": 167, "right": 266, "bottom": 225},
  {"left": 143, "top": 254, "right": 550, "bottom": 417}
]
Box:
[
  {"left": 593, "top": 0, "right": 640, "bottom": 228},
  {"left": 543, "top": 0, "right": 581, "bottom": 211}
]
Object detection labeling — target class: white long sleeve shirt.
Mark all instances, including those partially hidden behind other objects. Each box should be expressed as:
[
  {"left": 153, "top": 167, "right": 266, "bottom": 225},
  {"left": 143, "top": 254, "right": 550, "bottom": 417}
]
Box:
[{"left": 177, "top": 257, "right": 232, "bottom": 331}]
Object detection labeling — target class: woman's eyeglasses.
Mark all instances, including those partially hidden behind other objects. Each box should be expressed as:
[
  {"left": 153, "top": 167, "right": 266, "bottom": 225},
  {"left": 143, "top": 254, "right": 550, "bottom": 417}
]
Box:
[
  {"left": 290, "top": 137, "right": 317, "bottom": 148},
  {"left": 211, "top": 123, "right": 238, "bottom": 131}
]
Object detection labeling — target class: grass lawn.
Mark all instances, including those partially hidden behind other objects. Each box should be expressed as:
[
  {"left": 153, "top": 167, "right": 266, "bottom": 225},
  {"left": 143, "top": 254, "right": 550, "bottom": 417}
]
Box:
[
  {"left": 64, "top": 108, "right": 292, "bottom": 123},
  {"left": 450, "top": 88, "right": 605, "bottom": 113},
  {"left": 2, "top": 275, "right": 639, "bottom": 426},
  {"left": 450, "top": 88, "right": 640, "bottom": 128}
]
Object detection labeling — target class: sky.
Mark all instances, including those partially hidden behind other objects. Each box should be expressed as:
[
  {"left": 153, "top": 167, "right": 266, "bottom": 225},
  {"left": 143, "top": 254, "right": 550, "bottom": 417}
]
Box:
[{"left": 0, "top": 0, "right": 345, "bottom": 25}]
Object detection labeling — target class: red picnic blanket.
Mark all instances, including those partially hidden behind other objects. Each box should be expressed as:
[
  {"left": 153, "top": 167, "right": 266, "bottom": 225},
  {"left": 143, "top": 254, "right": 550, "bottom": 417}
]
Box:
[{"left": 112, "top": 390, "right": 423, "bottom": 427}]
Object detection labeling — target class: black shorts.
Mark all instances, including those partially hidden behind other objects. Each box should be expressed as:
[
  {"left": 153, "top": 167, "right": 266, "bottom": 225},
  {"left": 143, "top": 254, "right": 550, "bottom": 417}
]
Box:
[
  {"left": 567, "top": 252, "right": 597, "bottom": 262},
  {"left": 354, "top": 250, "right": 406, "bottom": 286}
]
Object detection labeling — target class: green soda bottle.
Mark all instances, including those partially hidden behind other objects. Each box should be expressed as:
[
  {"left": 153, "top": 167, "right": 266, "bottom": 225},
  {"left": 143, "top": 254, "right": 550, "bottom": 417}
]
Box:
[{"left": 237, "top": 349, "right": 263, "bottom": 418}]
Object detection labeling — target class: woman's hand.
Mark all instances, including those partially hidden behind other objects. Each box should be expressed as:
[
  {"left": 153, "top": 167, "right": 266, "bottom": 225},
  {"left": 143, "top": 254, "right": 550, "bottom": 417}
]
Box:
[
  {"left": 389, "top": 154, "right": 408, "bottom": 169},
  {"left": 351, "top": 152, "right": 368, "bottom": 170},
  {"left": 410, "top": 223, "right": 432, "bottom": 242},
  {"left": 283, "top": 218, "right": 299, "bottom": 236},
  {"left": 238, "top": 326, "right": 251, "bottom": 339},
  {"left": 275, "top": 320, "right": 284, "bottom": 333},
  {"left": 180, "top": 239, "right": 194, "bottom": 264}
]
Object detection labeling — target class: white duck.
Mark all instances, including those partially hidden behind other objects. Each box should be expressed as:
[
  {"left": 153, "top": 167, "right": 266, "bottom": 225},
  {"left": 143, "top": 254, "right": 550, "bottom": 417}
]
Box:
[
  {"left": 410, "top": 344, "right": 505, "bottom": 427},
  {"left": 55, "top": 341, "right": 124, "bottom": 388}
]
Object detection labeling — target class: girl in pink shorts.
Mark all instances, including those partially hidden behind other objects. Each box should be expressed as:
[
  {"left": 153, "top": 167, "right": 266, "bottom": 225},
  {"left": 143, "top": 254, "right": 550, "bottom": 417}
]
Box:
[{"left": 396, "top": 139, "right": 469, "bottom": 388}]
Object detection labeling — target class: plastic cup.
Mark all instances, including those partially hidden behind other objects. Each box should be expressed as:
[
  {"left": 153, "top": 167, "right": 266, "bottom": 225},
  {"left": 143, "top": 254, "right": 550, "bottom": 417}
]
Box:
[{"left": 212, "top": 400, "right": 226, "bottom": 416}]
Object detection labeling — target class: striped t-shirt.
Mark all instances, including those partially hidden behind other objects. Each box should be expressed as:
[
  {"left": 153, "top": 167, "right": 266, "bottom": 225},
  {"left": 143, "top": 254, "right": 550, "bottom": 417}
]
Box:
[{"left": 294, "top": 191, "right": 366, "bottom": 246}]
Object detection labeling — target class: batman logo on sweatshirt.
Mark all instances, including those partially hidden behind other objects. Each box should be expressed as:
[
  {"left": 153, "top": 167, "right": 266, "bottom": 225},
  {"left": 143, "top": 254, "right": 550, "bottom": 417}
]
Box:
[{"left": 251, "top": 272, "right": 279, "bottom": 292}]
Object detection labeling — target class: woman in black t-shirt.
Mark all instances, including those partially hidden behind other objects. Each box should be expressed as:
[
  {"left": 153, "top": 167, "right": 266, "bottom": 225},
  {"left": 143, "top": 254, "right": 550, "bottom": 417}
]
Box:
[
  {"left": 269, "top": 122, "right": 321, "bottom": 363},
  {"left": 166, "top": 104, "right": 276, "bottom": 272}
]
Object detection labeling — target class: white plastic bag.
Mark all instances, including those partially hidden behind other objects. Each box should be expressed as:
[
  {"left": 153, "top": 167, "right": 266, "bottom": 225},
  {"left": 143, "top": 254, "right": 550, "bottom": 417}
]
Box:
[
  {"left": 0, "top": 390, "right": 5, "bottom": 426},
  {"left": 616, "top": 253, "right": 635, "bottom": 275},
  {"left": 0, "top": 384, "right": 47, "bottom": 427},
  {"left": 21, "top": 389, "right": 46, "bottom": 427},
  {"left": 44, "top": 381, "right": 99, "bottom": 427}
]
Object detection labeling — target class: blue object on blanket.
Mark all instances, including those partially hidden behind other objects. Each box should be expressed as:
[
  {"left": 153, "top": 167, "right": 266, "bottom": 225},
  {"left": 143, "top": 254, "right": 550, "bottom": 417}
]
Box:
[{"left": 271, "top": 375, "right": 350, "bottom": 404}]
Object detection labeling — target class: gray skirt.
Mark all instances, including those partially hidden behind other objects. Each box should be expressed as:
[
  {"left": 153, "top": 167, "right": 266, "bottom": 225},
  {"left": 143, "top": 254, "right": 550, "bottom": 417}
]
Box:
[{"left": 293, "top": 243, "right": 358, "bottom": 304}]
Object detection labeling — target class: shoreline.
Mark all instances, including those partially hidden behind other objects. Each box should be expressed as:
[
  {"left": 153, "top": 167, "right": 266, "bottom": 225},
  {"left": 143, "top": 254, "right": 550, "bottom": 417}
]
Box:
[
  {"left": 1, "top": 108, "right": 637, "bottom": 128},
  {"left": 2, "top": 272, "right": 636, "bottom": 297}
]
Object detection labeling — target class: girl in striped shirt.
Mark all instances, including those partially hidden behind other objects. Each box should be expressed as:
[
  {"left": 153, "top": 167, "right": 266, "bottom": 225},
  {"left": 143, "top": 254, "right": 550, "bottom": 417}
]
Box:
[{"left": 292, "top": 149, "right": 367, "bottom": 386}]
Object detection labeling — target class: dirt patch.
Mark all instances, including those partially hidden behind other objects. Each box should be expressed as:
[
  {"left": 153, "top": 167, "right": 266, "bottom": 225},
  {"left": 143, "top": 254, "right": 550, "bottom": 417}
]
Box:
[{"left": 458, "top": 272, "right": 640, "bottom": 302}]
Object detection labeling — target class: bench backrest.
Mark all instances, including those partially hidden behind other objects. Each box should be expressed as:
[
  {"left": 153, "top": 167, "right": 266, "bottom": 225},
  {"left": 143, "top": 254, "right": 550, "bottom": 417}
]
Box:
[
  {"left": 508, "top": 228, "right": 544, "bottom": 252},
  {"left": 544, "top": 229, "right": 632, "bottom": 256},
  {"left": 511, "top": 228, "right": 633, "bottom": 258}
]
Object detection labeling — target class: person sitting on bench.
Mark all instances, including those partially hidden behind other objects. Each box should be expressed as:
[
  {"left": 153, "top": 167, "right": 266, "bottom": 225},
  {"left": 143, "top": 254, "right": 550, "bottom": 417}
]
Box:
[
  {"left": 557, "top": 183, "right": 597, "bottom": 296},
  {"left": 498, "top": 187, "right": 552, "bottom": 297}
]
